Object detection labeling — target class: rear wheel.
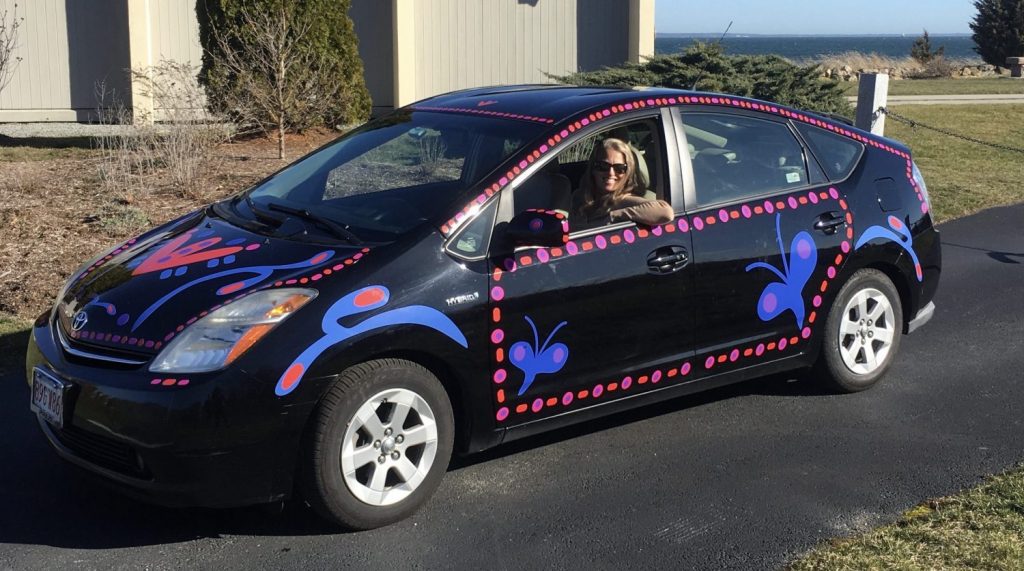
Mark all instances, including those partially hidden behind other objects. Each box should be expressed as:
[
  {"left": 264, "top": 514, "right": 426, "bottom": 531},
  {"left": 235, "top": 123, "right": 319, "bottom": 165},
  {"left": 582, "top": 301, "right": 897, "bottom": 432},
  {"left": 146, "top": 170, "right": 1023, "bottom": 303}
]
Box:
[
  {"left": 813, "top": 269, "right": 903, "bottom": 392},
  {"left": 300, "top": 359, "right": 454, "bottom": 530}
]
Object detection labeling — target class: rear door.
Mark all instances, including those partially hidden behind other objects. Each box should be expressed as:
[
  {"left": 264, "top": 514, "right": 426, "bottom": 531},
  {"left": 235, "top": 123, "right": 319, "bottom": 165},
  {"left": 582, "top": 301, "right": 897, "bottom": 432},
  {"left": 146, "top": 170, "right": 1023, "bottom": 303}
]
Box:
[{"left": 675, "top": 108, "right": 850, "bottom": 377}]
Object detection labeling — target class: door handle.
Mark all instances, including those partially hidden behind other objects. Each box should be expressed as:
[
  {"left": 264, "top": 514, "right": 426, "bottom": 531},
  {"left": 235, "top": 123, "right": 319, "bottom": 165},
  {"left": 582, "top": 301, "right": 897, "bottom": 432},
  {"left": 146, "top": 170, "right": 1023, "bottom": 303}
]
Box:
[
  {"left": 647, "top": 246, "right": 689, "bottom": 275},
  {"left": 813, "top": 211, "right": 846, "bottom": 234}
]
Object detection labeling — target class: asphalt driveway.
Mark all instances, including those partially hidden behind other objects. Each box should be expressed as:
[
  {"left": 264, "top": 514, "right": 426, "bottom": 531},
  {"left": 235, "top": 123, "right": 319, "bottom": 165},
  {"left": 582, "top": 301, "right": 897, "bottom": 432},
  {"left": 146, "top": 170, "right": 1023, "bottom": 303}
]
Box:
[{"left": 2, "top": 203, "right": 1023, "bottom": 570}]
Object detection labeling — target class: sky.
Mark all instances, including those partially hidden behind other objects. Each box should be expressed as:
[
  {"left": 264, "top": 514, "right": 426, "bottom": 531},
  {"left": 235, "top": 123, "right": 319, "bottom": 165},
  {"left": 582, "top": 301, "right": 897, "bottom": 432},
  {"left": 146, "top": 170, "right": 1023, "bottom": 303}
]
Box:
[{"left": 655, "top": 0, "right": 976, "bottom": 35}]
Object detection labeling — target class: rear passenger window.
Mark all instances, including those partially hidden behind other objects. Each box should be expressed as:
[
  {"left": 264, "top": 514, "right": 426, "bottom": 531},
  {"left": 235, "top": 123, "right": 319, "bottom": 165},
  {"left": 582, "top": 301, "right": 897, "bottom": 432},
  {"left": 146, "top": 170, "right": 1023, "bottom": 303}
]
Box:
[
  {"left": 795, "top": 123, "right": 865, "bottom": 181},
  {"left": 682, "top": 113, "right": 809, "bottom": 207}
]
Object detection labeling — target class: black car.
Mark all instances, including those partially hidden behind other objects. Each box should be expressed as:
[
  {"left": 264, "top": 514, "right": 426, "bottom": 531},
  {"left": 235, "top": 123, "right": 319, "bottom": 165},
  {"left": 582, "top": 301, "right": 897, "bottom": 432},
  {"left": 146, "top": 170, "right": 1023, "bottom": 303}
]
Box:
[{"left": 26, "top": 85, "right": 940, "bottom": 530}]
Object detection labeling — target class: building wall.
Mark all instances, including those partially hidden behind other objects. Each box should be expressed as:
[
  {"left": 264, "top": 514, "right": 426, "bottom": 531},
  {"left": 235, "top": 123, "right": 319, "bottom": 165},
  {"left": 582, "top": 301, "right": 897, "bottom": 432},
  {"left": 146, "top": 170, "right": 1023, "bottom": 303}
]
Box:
[
  {"left": 0, "top": 0, "right": 131, "bottom": 122},
  {"left": 407, "top": 0, "right": 631, "bottom": 105},
  {"left": 350, "top": 0, "right": 394, "bottom": 111}
]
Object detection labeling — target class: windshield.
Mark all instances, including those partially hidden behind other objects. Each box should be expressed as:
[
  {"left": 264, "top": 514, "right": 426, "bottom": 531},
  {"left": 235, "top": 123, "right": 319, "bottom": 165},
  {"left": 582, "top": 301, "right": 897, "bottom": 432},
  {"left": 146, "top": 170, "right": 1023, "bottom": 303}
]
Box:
[{"left": 237, "top": 111, "right": 546, "bottom": 242}]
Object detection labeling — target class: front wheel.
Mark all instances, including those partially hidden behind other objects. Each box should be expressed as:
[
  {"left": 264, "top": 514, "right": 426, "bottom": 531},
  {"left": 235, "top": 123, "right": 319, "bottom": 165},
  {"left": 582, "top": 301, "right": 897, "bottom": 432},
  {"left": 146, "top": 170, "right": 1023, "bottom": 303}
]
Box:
[
  {"left": 299, "top": 359, "right": 454, "bottom": 530},
  {"left": 812, "top": 269, "right": 903, "bottom": 393}
]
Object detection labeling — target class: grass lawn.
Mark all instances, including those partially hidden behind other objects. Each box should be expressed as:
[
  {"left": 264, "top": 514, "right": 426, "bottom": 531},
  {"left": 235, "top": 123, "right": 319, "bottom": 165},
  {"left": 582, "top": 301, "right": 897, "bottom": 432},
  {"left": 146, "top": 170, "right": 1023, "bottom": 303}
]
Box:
[
  {"left": 842, "top": 78, "right": 1024, "bottom": 97},
  {"left": 0, "top": 315, "right": 30, "bottom": 374},
  {"left": 882, "top": 104, "right": 1024, "bottom": 223},
  {"left": 790, "top": 466, "right": 1024, "bottom": 570}
]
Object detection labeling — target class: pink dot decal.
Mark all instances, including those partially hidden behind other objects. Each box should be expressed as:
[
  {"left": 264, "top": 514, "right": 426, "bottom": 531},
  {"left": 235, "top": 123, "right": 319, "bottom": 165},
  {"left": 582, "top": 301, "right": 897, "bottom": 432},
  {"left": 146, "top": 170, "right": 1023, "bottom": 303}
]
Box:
[
  {"left": 802, "top": 327, "right": 812, "bottom": 339},
  {"left": 829, "top": 188, "right": 840, "bottom": 199},
  {"left": 532, "top": 399, "right": 544, "bottom": 413},
  {"left": 788, "top": 196, "right": 798, "bottom": 209},
  {"left": 493, "top": 369, "right": 507, "bottom": 383},
  {"left": 552, "top": 347, "right": 566, "bottom": 364},
  {"left": 567, "top": 242, "right": 579, "bottom": 255},
  {"left": 813, "top": 295, "right": 823, "bottom": 308},
  {"left": 756, "top": 343, "right": 765, "bottom": 356},
  {"left": 764, "top": 200, "right": 775, "bottom": 214},
  {"left": 779, "top": 337, "right": 789, "bottom": 350},
  {"left": 827, "top": 266, "right": 837, "bottom": 279},
  {"left": 595, "top": 235, "right": 607, "bottom": 249},
  {"left": 537, "top": 249, "right": 550, "bottom": 263},
  {"left": 496, "top": 407, "right": 509, "bottom": 421},
  {"left": 797, "top": 240, "right": 812, "bottom": 260},
  {"left": 491, "top": 329, "right": 505, "bottom": 344},
  {"left": 678, "top": 219, "right": 690, "bottom": 232},
  {"left": 504, "top": 258, "right": 517, "bottom": 271},
  {"left": 808, "top": 192, "right": 819, "bottom": 204},
  {"left": 562, "top": 392, "right": 574, "bottom": 405},
  {"left": 593, "top": 384, "right": 604, "bottom": 397},
  {"left": 841, "top": 241, "right": 851, "bottom": 253},
  {"left": 694, "top": 218, "right": 705, "bottom": 231},
  {"left": 705, "top": 356, "right": 715, "bottom": 369},
  {"left": 729, "top": 349, "right": 739, "bottom": 362},
  {"left": 491, "top": 286, "right": 505, "bottom": 301},
  {"left": 742, "top": 205, "right": 752, "bottom": 218},
  {"left": 150, "top": 378, "right": 161, "bottom": 385},
  {"left": 921, "top": 202, "right": 929, "bottom": 214},
  {"left": 652, "top": 226, "right": 663, "bottom": 236},
  {"left": 652, "top": 370, "right": 662, "bottom": 383},
  {"left": 512, "top": 345, "right": 526, "bottom": 361},
  {"left": 621, "top": 376, "right": 633, "bottom": 390},
  {"left": 624, "top": 229, "right": 636, "bottom": 244},
  {"left": 681, "top": 363, "right": 691, "bottom": 375},
  {"left": 719, "top": 209, "right": 729, "bottom": 223}
]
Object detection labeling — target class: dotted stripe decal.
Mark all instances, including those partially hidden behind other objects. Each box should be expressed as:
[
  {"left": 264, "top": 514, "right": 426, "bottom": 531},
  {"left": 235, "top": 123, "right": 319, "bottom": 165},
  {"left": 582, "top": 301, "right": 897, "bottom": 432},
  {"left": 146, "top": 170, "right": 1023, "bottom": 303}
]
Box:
[
  {"left": 441, "top": 94, "right": 914, "bottom": 238},
  {"left": 491, "top": 187, "right": 853, "bottom": 423},
  {"left": 413, "top": 105, "right": 556, "bottom": 125}
]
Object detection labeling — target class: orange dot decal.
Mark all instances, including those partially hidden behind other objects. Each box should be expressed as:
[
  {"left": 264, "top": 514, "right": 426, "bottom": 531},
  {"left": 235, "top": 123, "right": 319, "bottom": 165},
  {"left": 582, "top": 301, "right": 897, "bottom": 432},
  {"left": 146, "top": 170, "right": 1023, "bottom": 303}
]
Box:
[
  {"left": 354, "top": 287, "right": 385, "bottom": 308},
  {"left": 280, "top": 364, "right": 304, "bottom": 392}
]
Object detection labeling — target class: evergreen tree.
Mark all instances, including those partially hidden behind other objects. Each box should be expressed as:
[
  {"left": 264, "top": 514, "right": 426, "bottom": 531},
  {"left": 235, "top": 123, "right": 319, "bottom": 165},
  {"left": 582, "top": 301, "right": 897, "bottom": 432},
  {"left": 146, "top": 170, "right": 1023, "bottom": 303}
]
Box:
[
  {"left": 970, "top": 0, "right": 1024, "bottom": 67},
  {"left": 911, "top": 30, "right": 946, "bottom": 64},
  {"left": 197, "top": 0, "right": 371, "bottom": 155},
  {"left": 551, "top": 42, "right": 852, "bottom": 117}
]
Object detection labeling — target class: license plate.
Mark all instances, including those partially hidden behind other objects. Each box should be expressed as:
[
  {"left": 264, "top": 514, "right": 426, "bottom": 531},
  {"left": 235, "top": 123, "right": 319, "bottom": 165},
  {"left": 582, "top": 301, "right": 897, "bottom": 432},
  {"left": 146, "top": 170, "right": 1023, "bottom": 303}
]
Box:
[{"left": 31, "top": 367, "right": 68, "bottom": 429}]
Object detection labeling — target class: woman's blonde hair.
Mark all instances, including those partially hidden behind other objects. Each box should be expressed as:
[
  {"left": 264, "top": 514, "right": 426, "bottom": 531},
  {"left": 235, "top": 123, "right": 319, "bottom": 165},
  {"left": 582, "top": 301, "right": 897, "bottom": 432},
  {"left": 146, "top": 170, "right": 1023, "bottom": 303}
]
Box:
[{"left": 577, "top": 137, "right": 645, "bottom": 218}]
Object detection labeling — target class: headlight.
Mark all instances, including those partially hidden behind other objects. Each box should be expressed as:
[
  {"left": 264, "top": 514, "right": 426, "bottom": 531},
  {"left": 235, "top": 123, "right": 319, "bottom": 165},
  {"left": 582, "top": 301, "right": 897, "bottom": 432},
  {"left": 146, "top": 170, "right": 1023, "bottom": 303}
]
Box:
[{"left": 150, "top": 288, "right": 317, "bottom": 373}]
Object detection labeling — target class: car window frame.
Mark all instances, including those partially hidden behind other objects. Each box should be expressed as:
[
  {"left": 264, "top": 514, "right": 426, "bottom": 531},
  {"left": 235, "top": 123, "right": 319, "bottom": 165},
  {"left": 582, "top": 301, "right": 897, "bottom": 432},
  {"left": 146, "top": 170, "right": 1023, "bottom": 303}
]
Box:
[
  {"left": 790, "top": 121, "right": 867, "bottom": 185},
  {"left": 484, "top": 108, "right": 682, "bottom": 248},
  {"left": 672, "top": 107, "right": 821, "bottom": 212}
]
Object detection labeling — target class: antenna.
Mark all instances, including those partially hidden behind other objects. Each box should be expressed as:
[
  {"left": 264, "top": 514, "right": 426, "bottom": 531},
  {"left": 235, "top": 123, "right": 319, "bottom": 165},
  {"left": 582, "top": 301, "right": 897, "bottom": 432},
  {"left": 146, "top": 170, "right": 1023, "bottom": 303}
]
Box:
[{"left": 690, "top": 20, "right": 733, "bottom": 91}]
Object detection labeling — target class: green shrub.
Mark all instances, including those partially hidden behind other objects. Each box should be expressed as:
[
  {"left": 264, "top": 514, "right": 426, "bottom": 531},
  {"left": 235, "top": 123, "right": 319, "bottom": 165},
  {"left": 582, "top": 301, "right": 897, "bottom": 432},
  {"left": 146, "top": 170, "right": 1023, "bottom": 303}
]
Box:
[
  {"left": 197, "top": 0, "right": 371, "bottom": 133},
  {"left": 970, "top": 0, "right": 1024, "bottom": 68},
  {"left": 551, "top": 42, "right": 853, "bottom": 117}
]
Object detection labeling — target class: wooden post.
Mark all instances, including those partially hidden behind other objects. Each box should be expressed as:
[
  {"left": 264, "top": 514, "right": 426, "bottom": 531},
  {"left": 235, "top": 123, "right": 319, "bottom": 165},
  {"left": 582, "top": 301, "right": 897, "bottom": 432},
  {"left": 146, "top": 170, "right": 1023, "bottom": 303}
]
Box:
[
  {"left": 628, "top": 0, "right": 655, "bottom": 64},
  {"left": 855, "top": 72, "right": 889, "bottom": 136},
  {"left": 1007, "top": 57, "right": 1024, "bottom": 78},
  {"left": 392, "top": 0, "right": 416, "bottom": 108}
]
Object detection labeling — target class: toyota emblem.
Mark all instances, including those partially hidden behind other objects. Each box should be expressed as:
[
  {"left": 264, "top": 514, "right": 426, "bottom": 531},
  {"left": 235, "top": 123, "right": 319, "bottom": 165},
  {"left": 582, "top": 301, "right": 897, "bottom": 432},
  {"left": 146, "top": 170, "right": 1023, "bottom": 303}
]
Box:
[{"left": 71, "top": 310, "right": 89, "bottom": 331}]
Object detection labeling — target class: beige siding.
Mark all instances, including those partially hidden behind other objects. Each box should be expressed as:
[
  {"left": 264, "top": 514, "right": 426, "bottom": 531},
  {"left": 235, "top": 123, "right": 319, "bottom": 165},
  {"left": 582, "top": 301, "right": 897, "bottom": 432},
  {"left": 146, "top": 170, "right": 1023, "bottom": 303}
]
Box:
[
  {"left": 351, "top": 0, "right": 393, "bottom": 110},
  {"left": 0, "top": 0, "right": 72, "bottom": 120},
  {"left": 149, "top": 0, "right": 202, "bottom": 66},
  {"left": 407, "top": 0, "right": 632, "bottom": 105}
]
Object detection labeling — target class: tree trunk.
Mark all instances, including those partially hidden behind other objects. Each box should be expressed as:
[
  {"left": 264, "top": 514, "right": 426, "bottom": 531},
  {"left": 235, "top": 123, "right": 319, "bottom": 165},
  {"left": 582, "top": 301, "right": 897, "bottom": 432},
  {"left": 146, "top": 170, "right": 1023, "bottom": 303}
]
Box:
[{"left": 278, "top": 119, "right": 285, "bottom": 160}]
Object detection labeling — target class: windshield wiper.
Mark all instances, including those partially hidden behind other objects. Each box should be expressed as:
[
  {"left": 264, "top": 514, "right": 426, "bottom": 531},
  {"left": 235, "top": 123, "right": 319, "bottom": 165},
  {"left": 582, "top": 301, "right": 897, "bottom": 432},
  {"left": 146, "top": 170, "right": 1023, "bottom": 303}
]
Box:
[{"left": 266, "top": 202, "right": 363, "bottom": 246}]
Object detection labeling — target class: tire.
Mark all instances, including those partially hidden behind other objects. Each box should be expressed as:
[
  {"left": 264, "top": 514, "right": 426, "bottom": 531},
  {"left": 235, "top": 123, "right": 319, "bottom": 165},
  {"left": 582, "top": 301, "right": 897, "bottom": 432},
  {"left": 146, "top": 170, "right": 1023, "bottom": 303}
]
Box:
[
  {"left": 812, "top": 269, "right": 903, "bottom": 393},
  {"left": 299, "top": 358, "right": 454, "bottom": 530}
]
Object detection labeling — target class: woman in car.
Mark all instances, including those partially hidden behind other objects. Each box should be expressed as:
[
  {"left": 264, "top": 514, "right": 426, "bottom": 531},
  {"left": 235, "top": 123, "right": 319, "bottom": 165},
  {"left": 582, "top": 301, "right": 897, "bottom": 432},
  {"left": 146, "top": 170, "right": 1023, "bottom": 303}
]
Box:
[{"left": 571, "top": 137, "right": 674, "bottom": 228}]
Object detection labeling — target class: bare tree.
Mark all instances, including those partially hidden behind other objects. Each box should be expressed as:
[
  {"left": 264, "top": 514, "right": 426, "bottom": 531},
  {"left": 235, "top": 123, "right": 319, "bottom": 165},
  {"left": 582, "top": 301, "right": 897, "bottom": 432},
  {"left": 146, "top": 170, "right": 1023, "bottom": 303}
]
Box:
[
  {"left": 207, "top": 3, "right": 334, "bottom": 160},
  {"left": 0, "top": 3, "right": 22, "bottom": 96}
]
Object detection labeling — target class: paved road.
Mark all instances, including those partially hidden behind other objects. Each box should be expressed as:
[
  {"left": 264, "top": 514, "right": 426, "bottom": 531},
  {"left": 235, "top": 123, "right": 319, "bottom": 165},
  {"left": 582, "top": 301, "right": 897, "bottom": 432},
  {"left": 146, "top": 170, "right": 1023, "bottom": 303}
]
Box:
[
  {"left": 846, "top": 93, "right": 1024, "bottom": 105},
  {"left": 2, "top": 204, "right": 1024, "bottom": 570}
]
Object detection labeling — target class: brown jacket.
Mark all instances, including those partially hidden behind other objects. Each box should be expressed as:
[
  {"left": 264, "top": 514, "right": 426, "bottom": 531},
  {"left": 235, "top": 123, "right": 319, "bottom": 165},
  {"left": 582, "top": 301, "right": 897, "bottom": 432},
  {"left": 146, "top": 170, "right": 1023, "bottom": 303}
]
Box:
[{"left": 572, "top": 190, "right": 674, "bottom": 227}]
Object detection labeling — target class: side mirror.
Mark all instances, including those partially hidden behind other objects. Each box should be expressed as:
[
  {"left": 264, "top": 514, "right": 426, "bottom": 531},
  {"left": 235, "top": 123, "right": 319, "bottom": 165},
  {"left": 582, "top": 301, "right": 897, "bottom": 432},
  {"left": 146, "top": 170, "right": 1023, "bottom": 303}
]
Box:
[{"left": 505, "top": 209, "right": 569, "bottom": 248}]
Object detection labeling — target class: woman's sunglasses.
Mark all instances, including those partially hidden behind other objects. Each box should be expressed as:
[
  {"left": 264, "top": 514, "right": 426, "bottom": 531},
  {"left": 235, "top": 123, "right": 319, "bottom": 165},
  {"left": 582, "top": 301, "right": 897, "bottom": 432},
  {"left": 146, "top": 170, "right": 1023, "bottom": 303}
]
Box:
[{"left": 594, "top": 160, "right": 628, "bottom": 175}]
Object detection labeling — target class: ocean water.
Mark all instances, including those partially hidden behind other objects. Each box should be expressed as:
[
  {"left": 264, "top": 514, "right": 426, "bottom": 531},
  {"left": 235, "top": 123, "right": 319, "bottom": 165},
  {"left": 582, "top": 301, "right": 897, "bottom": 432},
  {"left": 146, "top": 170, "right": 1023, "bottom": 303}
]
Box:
[{"left": 655, "top": 35, "right": 980, "bottom": 62}]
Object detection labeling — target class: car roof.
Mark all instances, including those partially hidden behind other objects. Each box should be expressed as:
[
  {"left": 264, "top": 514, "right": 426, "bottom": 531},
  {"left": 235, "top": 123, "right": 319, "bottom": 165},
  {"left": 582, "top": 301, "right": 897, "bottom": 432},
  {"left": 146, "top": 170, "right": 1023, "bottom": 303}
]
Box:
[{"left": 411, "top": 84, "right": 910, "bottom": 156}]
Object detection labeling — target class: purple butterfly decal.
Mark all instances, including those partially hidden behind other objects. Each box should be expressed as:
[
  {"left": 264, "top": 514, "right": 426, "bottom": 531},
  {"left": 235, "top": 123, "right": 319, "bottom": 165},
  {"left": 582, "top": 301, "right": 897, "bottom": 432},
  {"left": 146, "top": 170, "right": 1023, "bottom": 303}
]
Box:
[
  {"left": 745, "top": 213, "right": 818, "bottom": 329},
  {"left": 509, "top": 316, "right": 569, "bottom": 396},
  {"left": 855, "top": 215, "right": 922, "bottom": 282}
]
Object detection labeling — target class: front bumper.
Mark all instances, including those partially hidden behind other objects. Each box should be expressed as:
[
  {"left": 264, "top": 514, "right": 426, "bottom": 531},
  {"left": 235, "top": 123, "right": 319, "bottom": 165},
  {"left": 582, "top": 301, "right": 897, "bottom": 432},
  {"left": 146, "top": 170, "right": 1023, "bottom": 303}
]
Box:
[
  {"left": 25, "top": 317, "right": 321, "bottom": 508},
  {"left": 906, "top": 301, "right": 935, "bottom": 334}
]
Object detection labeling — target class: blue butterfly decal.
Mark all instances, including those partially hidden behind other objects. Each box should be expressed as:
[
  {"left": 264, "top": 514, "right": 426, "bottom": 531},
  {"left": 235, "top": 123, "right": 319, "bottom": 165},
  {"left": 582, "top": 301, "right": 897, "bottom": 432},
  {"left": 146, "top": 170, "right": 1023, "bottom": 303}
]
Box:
[
  {"left": 745, "top": 213, "right": 818, "bottom": 329},
  {"left": 509, "top": 316, "right": 569, "bottom": 396},
  {"left": 855, "top": 215, "right": 923, "bottom": 282}
]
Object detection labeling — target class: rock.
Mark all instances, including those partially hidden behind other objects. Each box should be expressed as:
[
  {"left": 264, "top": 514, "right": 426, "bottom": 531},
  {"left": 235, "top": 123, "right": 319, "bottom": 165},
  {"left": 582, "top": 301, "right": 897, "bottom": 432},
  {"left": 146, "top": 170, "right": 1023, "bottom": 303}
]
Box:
[{"left": 841, "top": 65, "right": 852, "bottom": 73}]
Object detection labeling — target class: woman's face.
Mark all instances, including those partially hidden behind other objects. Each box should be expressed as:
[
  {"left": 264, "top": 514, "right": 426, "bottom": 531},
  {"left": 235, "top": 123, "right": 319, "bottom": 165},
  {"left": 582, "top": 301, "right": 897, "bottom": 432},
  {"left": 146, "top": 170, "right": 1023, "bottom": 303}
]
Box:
[{"left": 592, "top": 148, "right": 628, "bottom": 194}]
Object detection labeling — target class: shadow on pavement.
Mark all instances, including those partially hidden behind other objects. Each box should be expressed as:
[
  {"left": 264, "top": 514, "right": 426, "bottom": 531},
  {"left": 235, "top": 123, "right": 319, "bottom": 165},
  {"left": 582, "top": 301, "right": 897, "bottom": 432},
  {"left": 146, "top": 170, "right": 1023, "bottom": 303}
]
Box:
[
  {"left": 0, "top": 323, "right": 832, "bottom": 549},
  {"left": 944, "top": 241, "right": 1024, "bottom": 264}
]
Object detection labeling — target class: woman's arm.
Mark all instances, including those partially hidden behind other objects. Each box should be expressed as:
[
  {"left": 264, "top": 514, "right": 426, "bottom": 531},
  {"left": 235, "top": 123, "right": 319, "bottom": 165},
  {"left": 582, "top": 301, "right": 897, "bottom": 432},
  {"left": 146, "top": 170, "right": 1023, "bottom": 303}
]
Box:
[{"left": 609, "top": 195, "right": 674, "bottom": 225}]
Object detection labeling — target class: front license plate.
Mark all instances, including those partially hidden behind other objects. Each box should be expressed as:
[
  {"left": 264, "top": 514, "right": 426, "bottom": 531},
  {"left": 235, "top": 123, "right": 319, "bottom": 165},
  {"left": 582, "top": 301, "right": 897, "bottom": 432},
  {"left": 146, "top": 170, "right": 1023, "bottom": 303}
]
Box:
[{"left": 31, "top": 367, "right": 67, "bottom": 429}]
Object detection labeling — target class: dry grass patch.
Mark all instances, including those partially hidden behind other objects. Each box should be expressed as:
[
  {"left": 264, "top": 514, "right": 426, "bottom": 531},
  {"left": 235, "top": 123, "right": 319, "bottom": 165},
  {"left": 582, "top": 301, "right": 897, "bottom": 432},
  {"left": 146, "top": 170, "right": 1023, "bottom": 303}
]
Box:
[{"left": 789, "top": 466, "right": 1024, "bottom": 570}]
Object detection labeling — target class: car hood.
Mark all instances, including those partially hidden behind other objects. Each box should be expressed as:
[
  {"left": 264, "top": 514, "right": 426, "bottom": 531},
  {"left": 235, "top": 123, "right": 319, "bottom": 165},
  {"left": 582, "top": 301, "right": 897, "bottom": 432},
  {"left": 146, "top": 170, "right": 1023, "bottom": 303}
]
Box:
[{"left": 56, "top": 210, "right": 365, "bottom": 357}]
